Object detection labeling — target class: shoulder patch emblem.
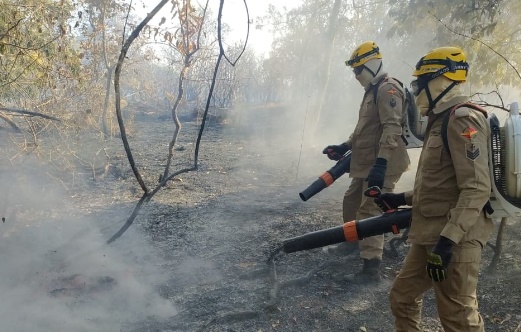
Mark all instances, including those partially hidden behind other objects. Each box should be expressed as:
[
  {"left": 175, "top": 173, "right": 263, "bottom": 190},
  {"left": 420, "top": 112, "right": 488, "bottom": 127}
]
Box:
[
  {"left": 390, "top": 97, "right": 397, "bottom": 108},
  {"left": 466, "top": 143, "right": 480, "bottom": 161},
  {"left": 387, "top": 87, "right": 397, "bottom": 95},
  {"left": 461, "top": 126, "right": 478, "bottom": 139}
]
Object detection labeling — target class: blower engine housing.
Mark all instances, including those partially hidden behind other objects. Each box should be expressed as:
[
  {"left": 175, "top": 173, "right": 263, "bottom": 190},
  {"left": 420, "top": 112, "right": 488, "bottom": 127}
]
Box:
[{"left": 488, "top": 102, "right": 521, "bottom": 218}]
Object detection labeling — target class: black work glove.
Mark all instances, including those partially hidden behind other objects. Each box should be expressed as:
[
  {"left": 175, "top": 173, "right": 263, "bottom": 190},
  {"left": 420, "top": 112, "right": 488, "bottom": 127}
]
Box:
[
  {"left": 322, "top": 143, "right": 350, "bottom": 161},
  {"left": 426, "top": 236, "right": 455, "bottom": 282},
  {"left": 366, "top": 158, "right": 387, "bottom": 189},
  {"left": 374, "top": 192, "right": 406, "bottom": 212}
]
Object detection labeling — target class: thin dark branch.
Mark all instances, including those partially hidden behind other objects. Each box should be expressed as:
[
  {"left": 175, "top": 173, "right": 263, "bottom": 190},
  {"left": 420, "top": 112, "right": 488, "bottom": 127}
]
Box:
[
  {"left": 122, "top": 0, "right": 134, "bottom": 46},
  {"left": 0, "top": 113, "right": 21, "bottom": 132},
  {"left": 194, "top": 0, "right": 210, "bottom": 54},
  {"left": 221, "top": 0, "right": 249, "bottom": 66},
  {"left": 146, "top": 167, "right": 196, "bottom": 202},
  {"left": 106, "top": 193, "right": 148, "bottom": 244},
  {"left": 470, "top": 90, "right": 507, "bottom": 111},
  {"left": 113, "top": 0, "right": 169, "bottom": 194},
  {"left": 194, "top": 0, "right": 225, "bottom": 164},
  {"left": 0, "top": 17, "right": 23, "bottom": 39},
  {"left": 162, "top": 0, "right": 209, "bottom": 179},
  {"left": 0, "top": 36, "right": 61, "bottom": 89},
  {"left": 2, "top": 34, "right": 60, "bottom": 52},
  {"left": 0, "top": 107, "right": 61, "bottom": 121}
]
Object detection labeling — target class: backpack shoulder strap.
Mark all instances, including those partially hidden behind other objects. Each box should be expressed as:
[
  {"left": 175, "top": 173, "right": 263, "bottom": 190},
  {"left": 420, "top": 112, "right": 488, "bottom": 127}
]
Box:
[
  {"left": 441, "top": 102, "right": 488, "bottom": 156},
  {"left": 372, "top": 76, "right": 389, "bottom": 103},
  {"left": 441, "top": 109, "right": 454, "bottom": 156},
  {"left": 391, "top": 77, "right": 404, "bottom": 87}
]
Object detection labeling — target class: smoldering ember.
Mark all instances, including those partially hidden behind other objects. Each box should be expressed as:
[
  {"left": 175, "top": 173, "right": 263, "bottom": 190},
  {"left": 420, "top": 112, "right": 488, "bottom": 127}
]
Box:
[{"left": 1, "top": 1, "right": 521, "bottom": 332}]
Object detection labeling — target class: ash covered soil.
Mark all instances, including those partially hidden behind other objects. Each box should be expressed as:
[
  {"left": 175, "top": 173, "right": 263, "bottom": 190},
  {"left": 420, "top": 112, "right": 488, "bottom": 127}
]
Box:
[{"left": 4, "top": 104, "right": 521, "bottom": 332}]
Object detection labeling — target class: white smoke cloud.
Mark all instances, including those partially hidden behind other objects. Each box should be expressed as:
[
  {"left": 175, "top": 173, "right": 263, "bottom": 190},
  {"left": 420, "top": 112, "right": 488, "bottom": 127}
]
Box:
[{"left": 0, "top": 159, "right": 175, "bottom": 332}]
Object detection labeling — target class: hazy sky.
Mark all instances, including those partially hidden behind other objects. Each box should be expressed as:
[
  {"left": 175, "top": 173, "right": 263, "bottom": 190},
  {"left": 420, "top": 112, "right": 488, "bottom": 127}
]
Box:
[
  {"left": 217, "top": 0, "right": 301, "bottom": 55},
  {"left": 138, "top": 0, "right": 301, "bottom": 56}
]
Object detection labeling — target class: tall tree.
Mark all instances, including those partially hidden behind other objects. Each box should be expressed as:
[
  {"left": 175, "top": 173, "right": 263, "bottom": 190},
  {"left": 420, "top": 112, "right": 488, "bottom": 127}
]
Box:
[{"left": 161, "top": 0, "right": 209, "bottom": 181}]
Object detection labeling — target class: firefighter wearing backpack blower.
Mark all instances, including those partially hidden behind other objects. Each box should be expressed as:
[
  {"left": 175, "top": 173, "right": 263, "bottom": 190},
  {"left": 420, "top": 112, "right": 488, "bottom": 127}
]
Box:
[
  {"left": 322, "top": 41, "right": 410, "bottom": 283},
  {"left": 375, "top": 47, "right": 493, "bottom": 331}
]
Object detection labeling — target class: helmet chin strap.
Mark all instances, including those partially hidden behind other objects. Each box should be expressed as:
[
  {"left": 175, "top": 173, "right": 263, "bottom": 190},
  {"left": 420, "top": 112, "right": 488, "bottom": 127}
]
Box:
[
  {"left": 363, "top": 61, "right": 382, "bottom": 77},
  {"left": 425, "top": 81, "right": 458, "bottom": 115}
]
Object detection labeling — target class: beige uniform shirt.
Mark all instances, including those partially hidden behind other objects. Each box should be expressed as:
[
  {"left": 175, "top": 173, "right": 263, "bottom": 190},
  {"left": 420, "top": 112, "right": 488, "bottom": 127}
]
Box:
[
  {"left": 348, "top": 73, "right": 410, "bottom": 178},
  {"left": 404, "top": 96, "right": 494, "bottom": 246}
]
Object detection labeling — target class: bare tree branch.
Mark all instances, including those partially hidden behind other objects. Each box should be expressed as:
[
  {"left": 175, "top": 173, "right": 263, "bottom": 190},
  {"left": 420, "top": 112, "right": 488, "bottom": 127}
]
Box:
[
  {"left": 221, "top": 0, "right": 250, "bottom": 66},
  {"left": 107, "top": 194, "right": 148, "bottom": 244},
  {"left": 194, "top": 0, "right": 226, "bottom": 164},
  {"left": 162, "top": 0, "right": 209, "bottom": 181},
  {"left": 113, "top": 0, "right": 170, "bottom": 195},
  {"left": 0, "top": 107, "right": 61, "bottom": 121},
  {"left": 470, "top": 90, "right": 508, "bottom": 111},
  {"left": 0, "top": 113, "right": 21, "bottom": 132}
]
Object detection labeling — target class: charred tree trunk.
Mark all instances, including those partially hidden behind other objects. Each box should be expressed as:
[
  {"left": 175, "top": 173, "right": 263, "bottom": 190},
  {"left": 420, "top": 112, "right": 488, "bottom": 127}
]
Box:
[{"left": 162, "top": 62, "right": 190, "bottom": 182}]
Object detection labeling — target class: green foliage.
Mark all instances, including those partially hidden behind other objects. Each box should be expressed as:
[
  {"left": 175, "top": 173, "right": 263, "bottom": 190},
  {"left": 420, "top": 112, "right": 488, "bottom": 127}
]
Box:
[
  {"left": 0, "top": 0, "right": 82, "bottom": 98},
  {"left": 387, "top": 0, "right": 521, "bottom": 87}
]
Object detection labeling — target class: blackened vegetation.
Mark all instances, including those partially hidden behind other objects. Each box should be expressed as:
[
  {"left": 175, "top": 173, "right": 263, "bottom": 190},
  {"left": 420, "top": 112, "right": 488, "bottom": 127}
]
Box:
[
  {"left": 123, "top": 110, "right": 520, "bottom": 332},
  {"left": 49, "top": 275, "right": 116, "bottom": 298}
]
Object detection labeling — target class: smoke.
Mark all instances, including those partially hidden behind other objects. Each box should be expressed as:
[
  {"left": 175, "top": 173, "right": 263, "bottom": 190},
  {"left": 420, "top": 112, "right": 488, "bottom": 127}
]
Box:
[{"left": 0, "top": 158, "right": 175, "bottom": 332}]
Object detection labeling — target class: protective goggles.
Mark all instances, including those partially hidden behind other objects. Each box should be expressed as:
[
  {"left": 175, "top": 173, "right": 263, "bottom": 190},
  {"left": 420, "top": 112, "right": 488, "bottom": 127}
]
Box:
[
  {"left": 352, "top": 66, "right": 364, "bottom": 76},
  {"left": 345, "top": 47, "right": 380, "bottom": 67},
  {"left": 410, "top": 76, "right": 430, "bottom": 96}
]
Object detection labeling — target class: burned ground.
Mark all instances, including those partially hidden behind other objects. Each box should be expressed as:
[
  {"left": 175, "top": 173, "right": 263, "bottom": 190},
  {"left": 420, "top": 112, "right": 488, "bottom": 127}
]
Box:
[{"left": 2, "top": 105, "right": 520, "bottom": 331}]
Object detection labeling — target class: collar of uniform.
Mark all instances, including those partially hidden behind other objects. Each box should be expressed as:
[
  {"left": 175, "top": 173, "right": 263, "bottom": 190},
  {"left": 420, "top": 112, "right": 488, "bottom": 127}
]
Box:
[
  {"left": 365, "top": 72, "right": 388, "bottom": 91},
  {"left": 431, "top": 95, "right": 470, "bottom": 114}
]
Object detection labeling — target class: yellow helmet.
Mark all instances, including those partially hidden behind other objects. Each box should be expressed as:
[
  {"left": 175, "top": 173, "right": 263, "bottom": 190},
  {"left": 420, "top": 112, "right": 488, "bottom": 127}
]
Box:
[
  {"left": 346, "top": 41, "right": 382, "bottom": 68},
  {"left": 413, "top": 46, "right": 469, "bottom": 82}
]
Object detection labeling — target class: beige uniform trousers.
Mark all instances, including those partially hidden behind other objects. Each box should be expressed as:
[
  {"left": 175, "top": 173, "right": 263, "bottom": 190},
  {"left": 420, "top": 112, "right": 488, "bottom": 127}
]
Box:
[
  {"left": 390, "top": 243, "right": 484, "bottom": 332},
  {"left": 342, "top": 173, "right": 402, "bottom": 260}
]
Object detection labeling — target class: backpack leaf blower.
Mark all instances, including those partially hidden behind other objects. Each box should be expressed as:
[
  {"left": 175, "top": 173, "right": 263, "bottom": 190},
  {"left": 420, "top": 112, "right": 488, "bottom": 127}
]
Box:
[
  {"left": 299, "top": 150, "right": 351, "bottom": 201},
  {"left": 487, "top": 102, "right": 521, "bottom": 218},
  {"left": 281, "top": 208, "right": 411, "bottom": 254},
  {"left": 285, "top": 102, "right": 521, "bottom": 256}
]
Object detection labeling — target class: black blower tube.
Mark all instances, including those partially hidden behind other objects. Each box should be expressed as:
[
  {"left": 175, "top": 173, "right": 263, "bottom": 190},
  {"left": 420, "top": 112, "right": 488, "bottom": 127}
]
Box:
[
  {"left": 282, "top": 208, "right": 411, "bottom": 254},
  {"left": 299, "top": 151, "right": 352, "bottom": 201}
]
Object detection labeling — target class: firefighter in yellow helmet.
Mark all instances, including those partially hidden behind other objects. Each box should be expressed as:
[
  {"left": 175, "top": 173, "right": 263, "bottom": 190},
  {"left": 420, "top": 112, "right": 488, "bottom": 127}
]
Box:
[
  {"left": 322, "top": 41, "right": 410, "bottom": 283},
  {"left": 375, "top": 46, "right": 493, "bottom": 331}
]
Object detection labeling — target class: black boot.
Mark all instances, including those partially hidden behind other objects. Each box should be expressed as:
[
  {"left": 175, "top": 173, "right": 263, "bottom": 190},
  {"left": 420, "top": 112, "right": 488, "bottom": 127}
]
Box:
[{"left": 345, "top": 258, "right": 381, "bottom": 284}]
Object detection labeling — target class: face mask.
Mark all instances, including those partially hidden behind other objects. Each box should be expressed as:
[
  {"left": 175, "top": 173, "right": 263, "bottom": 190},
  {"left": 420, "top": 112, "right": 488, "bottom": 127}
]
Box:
[
  {"left": 355, "top": 67, "right": 373, "bottom": 88},
  {"left": 415, "top": 88, "right": 431, "bottom": 116},
  {"left": 414, "top": 76, "right": 461, "bottom": 116}
]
